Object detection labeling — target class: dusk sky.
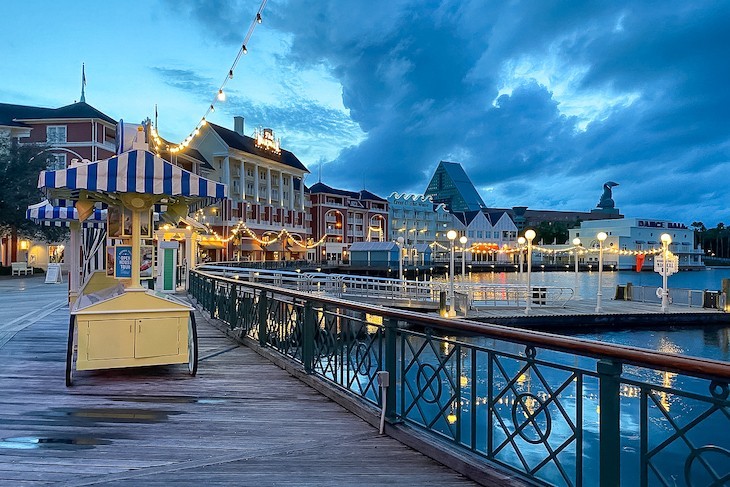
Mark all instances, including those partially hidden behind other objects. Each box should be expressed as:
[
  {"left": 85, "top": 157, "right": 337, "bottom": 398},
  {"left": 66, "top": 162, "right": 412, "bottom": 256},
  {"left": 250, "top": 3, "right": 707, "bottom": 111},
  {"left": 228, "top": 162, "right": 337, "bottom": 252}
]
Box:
[{"left": 2, "top": 1, "right": 728, "bottom": 226}]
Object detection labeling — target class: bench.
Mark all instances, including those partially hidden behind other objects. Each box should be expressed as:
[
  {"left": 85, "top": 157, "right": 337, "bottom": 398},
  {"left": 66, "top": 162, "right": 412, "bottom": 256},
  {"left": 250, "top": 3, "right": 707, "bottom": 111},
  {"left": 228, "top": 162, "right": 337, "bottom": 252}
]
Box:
[{"left": 11, "top": 262, "right": 33, "bottom": 276}]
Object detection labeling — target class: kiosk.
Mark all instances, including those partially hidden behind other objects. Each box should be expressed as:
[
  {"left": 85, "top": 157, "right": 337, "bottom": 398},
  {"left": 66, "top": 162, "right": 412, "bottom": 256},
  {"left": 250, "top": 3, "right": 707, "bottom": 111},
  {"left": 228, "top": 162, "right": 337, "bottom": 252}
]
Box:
[{"left": 37, "top": 132, "right": 227, "bottom": 386}]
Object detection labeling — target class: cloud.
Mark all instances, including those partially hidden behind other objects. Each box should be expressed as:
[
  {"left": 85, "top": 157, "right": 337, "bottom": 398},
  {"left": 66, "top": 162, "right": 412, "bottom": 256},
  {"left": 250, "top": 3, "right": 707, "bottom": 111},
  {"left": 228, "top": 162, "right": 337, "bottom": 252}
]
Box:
[{"left": 160, "top": 0, "right": 730, "bottom": 225}]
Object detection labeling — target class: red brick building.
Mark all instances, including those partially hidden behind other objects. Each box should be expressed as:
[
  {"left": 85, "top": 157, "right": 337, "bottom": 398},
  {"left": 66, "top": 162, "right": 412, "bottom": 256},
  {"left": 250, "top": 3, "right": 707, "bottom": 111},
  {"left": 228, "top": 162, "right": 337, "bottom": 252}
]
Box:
[
  {"left": 0, "top": 100, "right": 117, "bottom": 267},
  {"left": 308, "top": 182, "right": 388, "bottom": 263}
]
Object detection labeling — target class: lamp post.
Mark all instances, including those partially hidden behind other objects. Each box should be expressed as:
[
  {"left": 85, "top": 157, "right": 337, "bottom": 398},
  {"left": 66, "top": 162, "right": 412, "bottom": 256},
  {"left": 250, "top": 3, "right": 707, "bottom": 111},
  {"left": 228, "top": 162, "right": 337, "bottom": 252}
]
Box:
[
  {"left": 524, "top": 229, "right": 536, "bottom": 314},
  {"left": 572, "top": 237, "right": 581, "bottom": 295},
  {"left": 459, "top": 236, "right": 468, "bottom": 280},
  {"left": 397, "top": 236, "right": 405, "bottom": 281},
  {"left": 661, "top": 233, "right": 672, "bottom": 312},
  {"left": 517, "top": 236, "right": 526, "bottom": 277},
  {"left": 447, "top": 230, "right": 457, "bottom": 316},
  {"left": 595, "top": 232, "right": 608, "bottom": 313}
]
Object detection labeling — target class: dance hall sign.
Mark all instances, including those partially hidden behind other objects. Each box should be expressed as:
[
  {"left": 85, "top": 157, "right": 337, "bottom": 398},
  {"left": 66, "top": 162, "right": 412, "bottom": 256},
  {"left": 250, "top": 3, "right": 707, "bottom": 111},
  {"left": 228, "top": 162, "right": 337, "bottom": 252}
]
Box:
[{"left": 638, "top": 220, "right": 688, "bottom": 230}]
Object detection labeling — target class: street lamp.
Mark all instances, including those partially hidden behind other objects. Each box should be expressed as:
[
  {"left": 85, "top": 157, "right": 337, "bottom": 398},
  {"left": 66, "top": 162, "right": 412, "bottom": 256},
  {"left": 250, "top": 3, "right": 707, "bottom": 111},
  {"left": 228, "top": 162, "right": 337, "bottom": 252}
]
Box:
[
  {"left": 595, "top": 232, "right": 608, "bottom": 313},
  {"left": 459, "top": 235, "right": 468, "bottom": 280},
  {"left": 396, "top": 236, "right": 405, "bottom": 281},
  {"left": 572, "top": 237, "right": 581, "bottom": 295},
  {"left": 661, "top": 233, "right": 672, "bottom": 312},
  {"left": 524, "top": 229, "right": 536, "bottom": 314},
  {"left": 447, "top": 230, "right": 457, "bottom": 317},
  {"left": 517, "top": 236, "right": 526, "bottom": 277}
]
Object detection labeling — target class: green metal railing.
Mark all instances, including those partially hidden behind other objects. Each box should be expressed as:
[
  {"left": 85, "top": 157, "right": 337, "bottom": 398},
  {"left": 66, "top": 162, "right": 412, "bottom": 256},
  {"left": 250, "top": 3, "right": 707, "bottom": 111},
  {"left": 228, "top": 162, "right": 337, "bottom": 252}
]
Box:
[{"left": 189, "top": 269, "right": 730, "bottom": 487}]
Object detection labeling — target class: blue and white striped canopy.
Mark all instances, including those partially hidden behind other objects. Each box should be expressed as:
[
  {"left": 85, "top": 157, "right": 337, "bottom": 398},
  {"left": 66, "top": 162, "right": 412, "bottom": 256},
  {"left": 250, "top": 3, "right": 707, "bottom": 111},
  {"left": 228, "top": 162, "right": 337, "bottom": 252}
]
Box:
[
  {"left": 38, "top": 149, "right": 228, "bottom": 202},
  {"left": 26, "top": 200, "right": 106, "bottom": 228}
]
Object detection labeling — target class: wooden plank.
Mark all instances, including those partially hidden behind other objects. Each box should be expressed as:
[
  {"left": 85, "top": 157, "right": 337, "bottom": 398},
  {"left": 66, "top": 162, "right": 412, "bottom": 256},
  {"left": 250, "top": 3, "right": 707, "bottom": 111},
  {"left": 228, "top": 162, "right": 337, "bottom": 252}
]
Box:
[{"left": 0, "top": 280, "right": 480, "bottom": 486}]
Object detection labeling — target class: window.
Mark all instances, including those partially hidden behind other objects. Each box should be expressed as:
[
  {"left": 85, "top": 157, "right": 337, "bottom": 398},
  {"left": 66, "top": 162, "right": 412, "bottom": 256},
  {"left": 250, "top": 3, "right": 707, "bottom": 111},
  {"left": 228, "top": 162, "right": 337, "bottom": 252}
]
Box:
[
  {"left": 47, "top": 125, "right": 67, "bottom": 144},
  {"left": 477, "top": 231, "right": 483, "bottom": 238},
  {"left": 46, "top": 153, "right": 66, "bottom": 170},
  {"left": 247, "top": 168, "right": 254, "bottom": 177}
]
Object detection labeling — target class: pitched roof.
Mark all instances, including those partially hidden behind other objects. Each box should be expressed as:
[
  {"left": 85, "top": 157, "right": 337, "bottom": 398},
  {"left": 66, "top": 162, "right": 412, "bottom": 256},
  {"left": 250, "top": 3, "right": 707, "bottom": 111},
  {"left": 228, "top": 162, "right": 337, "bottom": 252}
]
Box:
[
  {"left": 453, "top": 210, "right": 482, "bottom": 226},
  {"left": 208, "top": 122, "right": 308, "bottom": 173},
  {"left": 0, "top": 101, "right": 115, "bottom": 125},
  {"left": 424, "top": 161, "right": 486, "bottom": 212},
  {"left": 309, "top": 182, "right": 385, "bottom": 201}
]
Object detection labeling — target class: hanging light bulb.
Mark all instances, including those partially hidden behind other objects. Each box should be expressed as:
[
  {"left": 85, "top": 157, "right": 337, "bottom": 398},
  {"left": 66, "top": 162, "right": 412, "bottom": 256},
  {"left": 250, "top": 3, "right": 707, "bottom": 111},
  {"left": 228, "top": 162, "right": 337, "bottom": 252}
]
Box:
[
  {"left": 256, "top": 13, "right": 262, "bottom": 23},
  {"left": 217, "top": 89, "right": 226, "bottom": 101},
  {"left": 242, "top": 44, "right": 248, "bottom": 54},
  {"left": 200, "top": 118, "right": 207, "bottom": 126},
  {"left": 228, "top": 69, "right": 234, "bottom": 79},
  {"left": 210, "top": 104, "right": 215, "bottom": 112}
]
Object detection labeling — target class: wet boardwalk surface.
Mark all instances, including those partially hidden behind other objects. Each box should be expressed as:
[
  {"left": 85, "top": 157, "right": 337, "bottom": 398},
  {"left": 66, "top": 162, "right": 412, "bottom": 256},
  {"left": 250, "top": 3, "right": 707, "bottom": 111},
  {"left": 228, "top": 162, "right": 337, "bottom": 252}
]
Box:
[{"left": 0, "top": 276, "right": 477, "bottom": 486}]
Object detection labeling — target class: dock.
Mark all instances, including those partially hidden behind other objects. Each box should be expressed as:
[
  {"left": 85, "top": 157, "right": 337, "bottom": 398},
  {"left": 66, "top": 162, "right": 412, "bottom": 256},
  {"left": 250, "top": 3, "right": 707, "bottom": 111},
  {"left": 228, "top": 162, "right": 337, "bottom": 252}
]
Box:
[
  {"left": 466, "top": 298, "right": 729, "bottom": 327},
  {"left": 0, "top": 276, "right": 478, "bottom": 486}
]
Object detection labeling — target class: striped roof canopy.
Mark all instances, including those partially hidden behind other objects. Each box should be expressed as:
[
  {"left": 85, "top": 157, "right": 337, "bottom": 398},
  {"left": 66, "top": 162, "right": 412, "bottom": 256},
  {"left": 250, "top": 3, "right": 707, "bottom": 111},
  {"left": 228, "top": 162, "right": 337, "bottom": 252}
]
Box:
[
  {"left": 26, "top": 200, "right": 106, "bottom": 228},
  {"left": 38, "top": 149, "right": 228, "bottom": 206}
]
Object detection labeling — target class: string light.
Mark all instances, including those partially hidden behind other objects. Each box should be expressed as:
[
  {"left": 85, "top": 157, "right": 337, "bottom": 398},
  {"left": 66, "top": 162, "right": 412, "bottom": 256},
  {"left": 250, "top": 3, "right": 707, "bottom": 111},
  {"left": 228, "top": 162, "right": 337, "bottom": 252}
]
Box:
[{"left": 153, "top": 0, "right": 268, "bottom": 153}]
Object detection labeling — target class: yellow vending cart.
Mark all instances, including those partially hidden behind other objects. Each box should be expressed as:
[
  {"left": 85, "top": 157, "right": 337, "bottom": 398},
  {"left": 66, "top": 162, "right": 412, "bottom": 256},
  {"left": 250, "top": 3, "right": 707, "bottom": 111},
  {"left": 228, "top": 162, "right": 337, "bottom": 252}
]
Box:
[{"left": 38, "top": 136, "right": 227, "bottom": 386}]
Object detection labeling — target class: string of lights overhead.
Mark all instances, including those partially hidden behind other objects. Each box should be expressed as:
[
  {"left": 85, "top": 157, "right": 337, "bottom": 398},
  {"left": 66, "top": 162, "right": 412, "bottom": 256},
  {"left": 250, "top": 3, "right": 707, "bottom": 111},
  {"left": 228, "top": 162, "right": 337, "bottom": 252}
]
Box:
[
  {"left": 150, "top": 0, "right": 268, "bottom": 154},
  {"left": 196, "top": 217, "right": 330, "bottom": 249}
]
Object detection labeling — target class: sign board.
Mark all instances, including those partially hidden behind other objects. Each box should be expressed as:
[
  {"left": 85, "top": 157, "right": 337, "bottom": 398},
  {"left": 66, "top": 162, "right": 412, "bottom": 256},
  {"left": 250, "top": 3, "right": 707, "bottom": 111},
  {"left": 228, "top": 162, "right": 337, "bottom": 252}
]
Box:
[
  {"left": 45, "top": 263, "right": 63, "bottom": 284},
  {"left": 114, "top": 245, "right": 133, "bottom": 279},
  {"left": 654, "top": 252, "right": 679, "bottom": 277}
]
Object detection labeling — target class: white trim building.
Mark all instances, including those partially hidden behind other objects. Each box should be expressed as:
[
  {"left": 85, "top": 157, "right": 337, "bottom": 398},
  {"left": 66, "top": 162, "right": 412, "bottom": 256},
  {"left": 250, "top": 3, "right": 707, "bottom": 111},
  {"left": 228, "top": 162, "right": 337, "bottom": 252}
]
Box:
[{"left": 568, "top": 218, "right": 704, "bottom": 270}]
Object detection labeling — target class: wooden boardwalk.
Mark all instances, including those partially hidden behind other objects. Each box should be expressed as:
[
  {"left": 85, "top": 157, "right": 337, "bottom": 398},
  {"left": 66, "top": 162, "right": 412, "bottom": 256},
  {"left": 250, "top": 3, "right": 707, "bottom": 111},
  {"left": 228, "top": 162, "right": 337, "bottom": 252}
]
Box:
[{"left": 0, "top": 277, "right": 478, "bottom": 486}]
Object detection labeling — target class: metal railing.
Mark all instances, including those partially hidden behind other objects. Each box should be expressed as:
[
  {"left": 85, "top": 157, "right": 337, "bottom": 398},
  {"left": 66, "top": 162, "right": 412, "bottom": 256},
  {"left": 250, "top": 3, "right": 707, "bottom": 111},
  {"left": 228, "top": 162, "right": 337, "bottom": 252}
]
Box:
[
  {"left": 189, "top": 269, "right": 730, "bottom": 487},
  {"left": 627, "top": 285, "right": 709, "bottom": 308},
  {"left": 197, "top": 265, "right": 575, "bottom": 310}
]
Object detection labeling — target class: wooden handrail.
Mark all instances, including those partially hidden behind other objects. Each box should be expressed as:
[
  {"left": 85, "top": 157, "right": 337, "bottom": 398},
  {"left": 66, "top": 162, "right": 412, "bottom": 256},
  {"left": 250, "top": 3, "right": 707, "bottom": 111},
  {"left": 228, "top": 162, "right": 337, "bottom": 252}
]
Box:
[{"left": 192, "top": 270, "right": 730, "bottom": 381}]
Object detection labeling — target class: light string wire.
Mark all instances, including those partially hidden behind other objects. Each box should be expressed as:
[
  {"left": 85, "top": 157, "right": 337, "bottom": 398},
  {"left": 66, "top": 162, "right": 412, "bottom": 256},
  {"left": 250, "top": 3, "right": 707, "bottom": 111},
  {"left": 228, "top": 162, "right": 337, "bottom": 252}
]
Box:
[{"left": 150, "top": 0, "right": 268, "bottom": 153}]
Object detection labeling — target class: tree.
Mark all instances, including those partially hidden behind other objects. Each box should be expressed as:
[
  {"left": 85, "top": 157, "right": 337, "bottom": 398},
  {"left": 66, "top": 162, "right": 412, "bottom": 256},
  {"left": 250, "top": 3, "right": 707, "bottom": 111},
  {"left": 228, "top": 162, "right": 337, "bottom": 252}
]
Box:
[
  {"left": 691, "top": 221, "right": 706, "bottom": 248},
  {"left": 0, "top": 137, "right": 68, "bottom": 243}
]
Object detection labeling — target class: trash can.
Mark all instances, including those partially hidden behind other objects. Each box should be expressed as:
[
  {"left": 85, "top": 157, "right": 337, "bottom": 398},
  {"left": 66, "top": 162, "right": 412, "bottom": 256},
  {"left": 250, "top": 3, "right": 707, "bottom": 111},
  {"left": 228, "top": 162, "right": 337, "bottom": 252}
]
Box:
[{"left": 703, "top": 290, "right": 719, "bottom": 309}]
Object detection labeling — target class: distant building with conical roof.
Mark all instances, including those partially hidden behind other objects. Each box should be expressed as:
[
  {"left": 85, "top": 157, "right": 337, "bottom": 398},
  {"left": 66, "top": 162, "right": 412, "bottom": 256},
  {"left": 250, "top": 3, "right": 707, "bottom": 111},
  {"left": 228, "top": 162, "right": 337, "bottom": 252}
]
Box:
[{"left": 424, "top": 161, "right": 486, "bottom": 213}]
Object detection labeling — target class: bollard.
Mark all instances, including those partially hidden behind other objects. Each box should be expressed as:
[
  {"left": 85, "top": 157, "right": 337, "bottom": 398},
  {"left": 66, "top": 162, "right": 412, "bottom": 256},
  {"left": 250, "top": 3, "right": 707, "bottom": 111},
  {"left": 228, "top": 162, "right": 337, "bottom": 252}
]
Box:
[{"left": 439, "top": 291, "right": 447, "bottom": 316}]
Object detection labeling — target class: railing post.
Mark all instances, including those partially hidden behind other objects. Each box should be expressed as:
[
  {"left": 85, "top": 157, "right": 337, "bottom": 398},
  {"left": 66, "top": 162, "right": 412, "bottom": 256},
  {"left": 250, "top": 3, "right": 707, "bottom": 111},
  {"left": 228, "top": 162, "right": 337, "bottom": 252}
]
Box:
[
  {"left": 302, "top": 301, "right": 315, "bottom": 374},
  {"left": 597, "top": 359, "right": 623, "bottom": 487},
  {"left": 229, "top": 283, "right": 237, "bottom": 329},
  {"left": 384, "top": 317, "right": 397, "bottom": 423},
  {"left": 258, "top": 291, "right": 268, "bottom": 347}
]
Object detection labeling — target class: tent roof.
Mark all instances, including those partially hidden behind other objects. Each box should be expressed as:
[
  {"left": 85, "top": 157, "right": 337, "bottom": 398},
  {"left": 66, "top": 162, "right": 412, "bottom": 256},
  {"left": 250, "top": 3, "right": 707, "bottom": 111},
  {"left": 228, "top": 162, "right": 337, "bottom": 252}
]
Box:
[
  {"left": 349, "top": 241, "right": 398, "bottom": 252},
  {"left": 38, "top": 149, "right": 227, "bottom": 206},
  {"left": 26, "top": 200, "right": 106, "bottom": 228}
]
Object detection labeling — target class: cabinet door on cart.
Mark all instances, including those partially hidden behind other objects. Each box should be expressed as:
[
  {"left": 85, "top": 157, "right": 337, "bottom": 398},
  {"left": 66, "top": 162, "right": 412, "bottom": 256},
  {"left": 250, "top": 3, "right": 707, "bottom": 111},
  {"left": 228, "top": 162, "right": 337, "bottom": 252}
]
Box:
[
  {"left": 84, "top": 319, "right": 136, "bottom": 360},
  {"left": 134, "top": 317, "right": 183, "bottom": 358}
]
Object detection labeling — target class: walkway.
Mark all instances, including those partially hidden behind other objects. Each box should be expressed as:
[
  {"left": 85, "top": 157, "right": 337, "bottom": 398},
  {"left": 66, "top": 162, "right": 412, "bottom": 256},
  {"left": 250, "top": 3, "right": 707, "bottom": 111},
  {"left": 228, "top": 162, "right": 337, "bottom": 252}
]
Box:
[{"left": 0, "top": 277, "right": 477, "bottom": 486}]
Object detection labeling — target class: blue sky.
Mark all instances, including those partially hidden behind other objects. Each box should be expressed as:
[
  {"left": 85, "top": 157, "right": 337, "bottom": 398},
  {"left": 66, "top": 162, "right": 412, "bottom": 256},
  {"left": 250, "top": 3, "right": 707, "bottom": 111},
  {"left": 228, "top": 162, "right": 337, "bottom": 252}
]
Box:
[{"left": 2, "top": 1, "right": 728, "bottom": 226}]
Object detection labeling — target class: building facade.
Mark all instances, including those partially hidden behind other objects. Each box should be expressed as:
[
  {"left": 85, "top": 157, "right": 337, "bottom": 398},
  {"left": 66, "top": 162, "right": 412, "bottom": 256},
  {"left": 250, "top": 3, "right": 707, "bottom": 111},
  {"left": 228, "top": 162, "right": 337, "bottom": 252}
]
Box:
[
  {"left": 568, "top": 218, "right": 704, "bottom": 270},
  {"left": 0, "top": 100, "right": 117, "bottom": 268},
  {"left": 309, "top": 182, "right": 388, "bottom": 263},
  {"left": 453, "top": 210, "right": 520, "bottom": 263},
  {"left": 187, "top": 117, "right": 310, "bottom": 261}
]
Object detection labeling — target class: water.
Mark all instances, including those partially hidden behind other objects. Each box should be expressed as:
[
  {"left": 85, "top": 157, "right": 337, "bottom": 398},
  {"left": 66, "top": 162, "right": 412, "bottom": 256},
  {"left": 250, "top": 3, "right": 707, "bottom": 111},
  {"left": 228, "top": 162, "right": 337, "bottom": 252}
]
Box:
[{"left": 459, "top": 266, "right": 730, "bottom": 300}]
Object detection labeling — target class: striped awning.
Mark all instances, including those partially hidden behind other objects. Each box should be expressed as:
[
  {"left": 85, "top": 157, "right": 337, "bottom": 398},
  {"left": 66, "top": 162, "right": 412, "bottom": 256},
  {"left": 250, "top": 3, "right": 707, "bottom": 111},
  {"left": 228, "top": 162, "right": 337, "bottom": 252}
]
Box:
[
  {"left": 26, "top": 200, "right": 106, "bottom": 228},
  {"left": 38, "top": 149, "right": 228, "bottom": 204}
]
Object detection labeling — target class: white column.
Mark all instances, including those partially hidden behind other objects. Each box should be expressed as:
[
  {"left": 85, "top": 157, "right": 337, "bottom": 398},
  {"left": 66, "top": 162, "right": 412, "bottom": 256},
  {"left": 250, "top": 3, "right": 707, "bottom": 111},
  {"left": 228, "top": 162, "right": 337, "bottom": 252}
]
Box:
[
  {"left": 223, "top": 156, "right": 231, "bottom": 187},
  {"left": 278, "top": 171, "right": 284, "bottom": 207},
  {"left": 289, "top": 174, "right": 295, "bottom": 211},
  {"left": 266, "top": 167, "right": 272, "bottom": 204},
  {"left": 68, "top": 222, "right": 80, "bottom": 304},
  {"left": 299, "top": 176, "right": 305, "bottom": 211},
  {"left": 239, "top": 160, "right": 246, "bottom": 200},
  {"left": 254, "top": 163, "right": 260, "bottom": 201}
]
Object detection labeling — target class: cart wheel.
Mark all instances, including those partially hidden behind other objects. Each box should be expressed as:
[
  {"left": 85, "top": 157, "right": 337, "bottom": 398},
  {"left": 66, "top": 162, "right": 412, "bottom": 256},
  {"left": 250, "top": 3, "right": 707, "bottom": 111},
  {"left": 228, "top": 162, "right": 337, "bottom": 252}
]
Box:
[
  {"left": 65, "top": 316, "right": 76, "bottom": 387},
  {"left": 188, "top": 311, "right": 198, "bottom": 376}
]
